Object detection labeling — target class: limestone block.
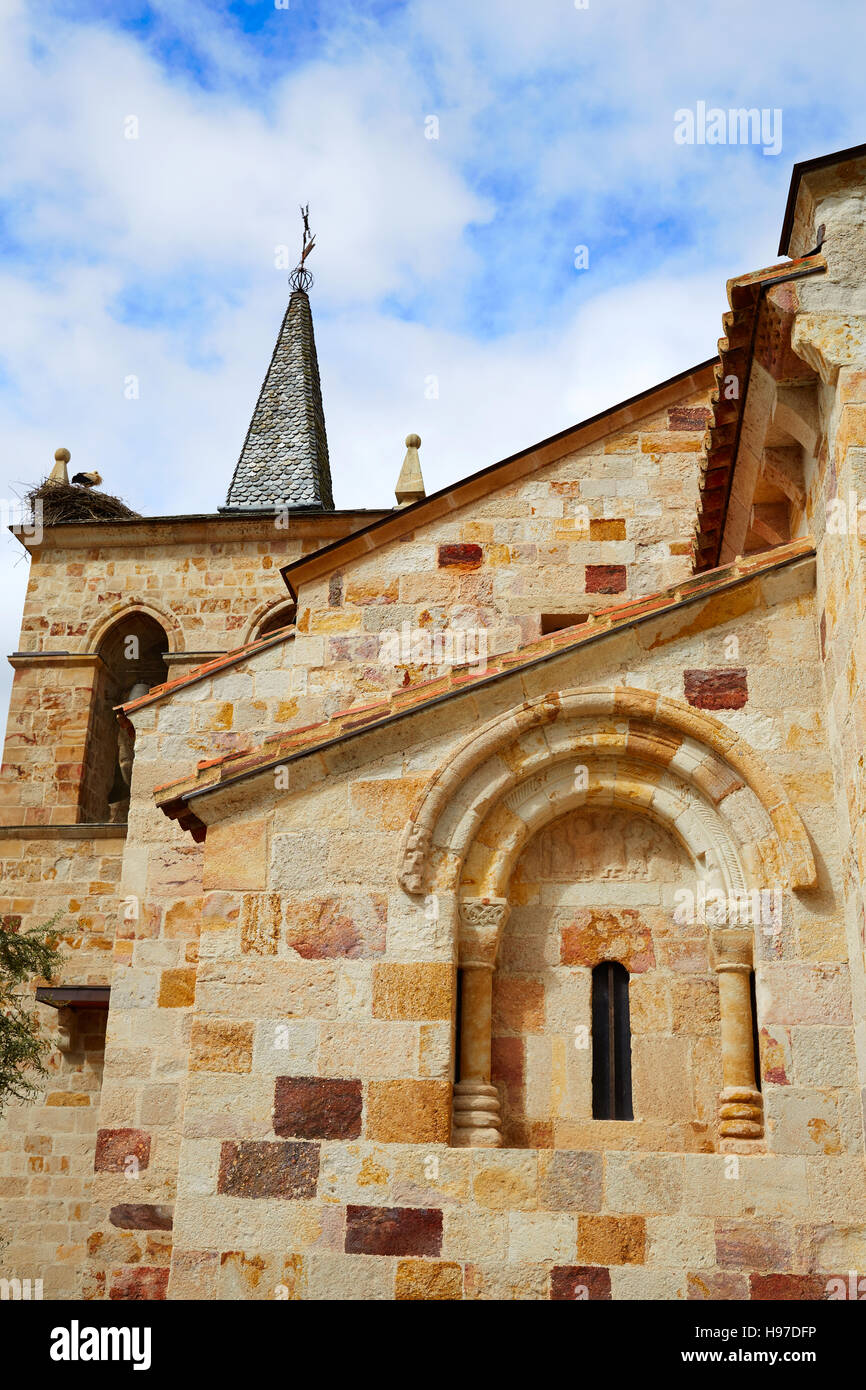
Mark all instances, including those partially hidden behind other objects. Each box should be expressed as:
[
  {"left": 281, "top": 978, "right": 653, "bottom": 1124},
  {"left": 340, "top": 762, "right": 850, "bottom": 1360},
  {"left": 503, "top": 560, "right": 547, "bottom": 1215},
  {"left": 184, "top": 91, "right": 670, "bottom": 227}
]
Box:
[
  {"left": 189, "top": 1019, "right": 254, "bottom": 1074},
  {"left": 442, "top": 1208, "right": 508, "bottom": 1262},
  {"left": 366, "top": 1079, "right": 451, "bottom": 1144},
  {"left": 203, "top": 820, "right": 269, "bottom": 892},
  {"left": 395, "top": 1259, "right": 462, "bottom": 1300},
  {"left": 371, "top": 962, "right": 452, "bottom": 1021},
  {"left": 791, "top": 1026, "right": 859, "bottom": 1087},
  {"left": 508, "top": 1211, "right": 576, "bottom": 1263},
  {"left": 609, "top": 1267, "right": 687, "bottom": 1299},
  {"left": 645, "top": 1215, "right": 715, "bottom": 1269},
  {"left": 304, "top": 1251, "right": 394, "bottom": 1301},
  {"left": 764, "top": 1087, "right": 843, "bottom": 1156},
  {"left": 604, "top": 1152, "right": 684, "bottom": 1215},
  {"left": 317, "top": 1020, "right": 417, "bottom": 1078},
  {"left": 682, "top": 1154, "right": 809, "bottom": 1218},
  {"left": 538, "top": 1149, "right": 602, "bottom": 1211},
  {"left": 463, "top": 1261, "right": 549, "bottom": 1300},
  {"left": 806, "top": 1156, "right": 866, "bottom": 1221},
  {"left": 471, "top": 1151, "right": 538, "bottom": 1210},
  {"left": 577, "top": 1214, "right": 646, "bottom": 1266}
]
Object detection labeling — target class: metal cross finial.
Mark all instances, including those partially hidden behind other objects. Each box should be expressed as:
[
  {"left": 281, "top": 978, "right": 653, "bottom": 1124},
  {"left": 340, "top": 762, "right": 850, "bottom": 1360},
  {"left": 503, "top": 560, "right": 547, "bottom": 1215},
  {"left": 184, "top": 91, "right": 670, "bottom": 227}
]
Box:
[{"left": 291, "top": 203, "right": 316, "bottom": 291}]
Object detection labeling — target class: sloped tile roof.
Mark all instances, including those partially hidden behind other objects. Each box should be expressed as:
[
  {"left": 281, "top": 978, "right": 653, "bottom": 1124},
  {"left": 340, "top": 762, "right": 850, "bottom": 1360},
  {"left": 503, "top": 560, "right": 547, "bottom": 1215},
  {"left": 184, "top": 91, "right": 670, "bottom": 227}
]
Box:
[{"left": 118, "top": 624, "right": 296, "bottom": 715}]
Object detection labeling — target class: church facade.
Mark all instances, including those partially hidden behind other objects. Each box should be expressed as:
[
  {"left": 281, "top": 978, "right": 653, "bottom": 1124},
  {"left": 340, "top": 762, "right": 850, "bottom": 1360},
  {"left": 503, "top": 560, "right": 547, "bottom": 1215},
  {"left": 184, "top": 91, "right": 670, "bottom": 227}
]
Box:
[{"left": 2, "top": 144, "right": 866, "bottom": 1301}]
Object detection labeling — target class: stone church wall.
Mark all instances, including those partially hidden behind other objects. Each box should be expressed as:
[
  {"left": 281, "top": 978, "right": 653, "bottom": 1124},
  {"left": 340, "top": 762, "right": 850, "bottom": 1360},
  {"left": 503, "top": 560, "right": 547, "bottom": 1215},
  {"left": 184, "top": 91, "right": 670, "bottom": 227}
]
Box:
[{"left": 75, "top": 553, "right": 866, "bottom": 1299}]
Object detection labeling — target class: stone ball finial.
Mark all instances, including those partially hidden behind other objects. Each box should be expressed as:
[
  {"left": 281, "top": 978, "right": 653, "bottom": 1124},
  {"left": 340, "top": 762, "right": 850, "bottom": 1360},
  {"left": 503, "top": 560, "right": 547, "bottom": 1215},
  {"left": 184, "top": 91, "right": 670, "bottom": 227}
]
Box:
[
  {"left": 55, "top": 448, "right": 71, "bottom": 463},
  {"left": 395, "top": 433, "right": 425, "bottom": 507}
]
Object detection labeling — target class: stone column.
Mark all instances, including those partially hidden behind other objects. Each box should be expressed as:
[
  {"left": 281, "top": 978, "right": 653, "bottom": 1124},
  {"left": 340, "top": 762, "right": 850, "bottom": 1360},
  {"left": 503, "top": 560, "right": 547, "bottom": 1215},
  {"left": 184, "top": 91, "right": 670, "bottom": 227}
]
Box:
[
  {"left": 711, "top": 928, "right": 764, "bottom": 1143},
  {"left": 451, "top": 897, "right": 510, "bottom": 1148}
]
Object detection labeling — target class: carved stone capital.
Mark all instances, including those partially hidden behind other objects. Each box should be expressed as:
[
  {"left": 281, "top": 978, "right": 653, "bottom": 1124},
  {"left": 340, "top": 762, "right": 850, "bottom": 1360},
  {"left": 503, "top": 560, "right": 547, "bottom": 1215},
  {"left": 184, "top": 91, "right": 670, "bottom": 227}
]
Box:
[
  {"left": 710, "top": 928, "right": 753, "bottom": 971},
  {"left": 457, "top": 897, "right": 510, "bottom": 969}
]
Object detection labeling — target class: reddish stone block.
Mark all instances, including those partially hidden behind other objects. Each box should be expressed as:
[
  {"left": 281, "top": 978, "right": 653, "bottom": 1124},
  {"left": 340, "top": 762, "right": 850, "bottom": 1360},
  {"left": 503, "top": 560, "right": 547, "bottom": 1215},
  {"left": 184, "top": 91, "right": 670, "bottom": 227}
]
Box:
[
  {"left": 683, "top": 668, "right": 748, "bottom": 710},
  {"left": 109, "top": 1266, "right": 170, "bottom": 1301},
  {"left": 94, "top": 1129, "right": 151, "bottom": 1174},
  {"left": 285, "top": 896, "right": 385, "bottom": 959},
  {"left": 550, "top": 1265, "right": 611, "bottom": 1300},
  {"left": 345, "top": 1205, "right": 443, "bottom": 1257},
  {"left": 687, "top": 1271, "right": 750, "bottom": 1300},
  {"left": 750, "top": 1274, "right": 831, "bottom": 1300},
  {"left": 437, "top": 543, "right": 482, "bottom": 568},
  {"left": 715, "top": 1221, "right": 792, "bottom": 1271},
  {"left": 668, "top": 406, "right": 711, "bottom": 431},
  {"left": 585, "top": 564, "right": 627, "bottom": 594},
  {"left": 273, "top": 1076, "right": 362, "bottom": 1141},
  {"left": 561, "top": 908, "right": 654, "bottom": 972},
  {"left": 109, "top": 1204, "right": 173, "bottom": 1231},
  {"left": 217, "top": 1140, "right": 319, "bottom": 1199}
]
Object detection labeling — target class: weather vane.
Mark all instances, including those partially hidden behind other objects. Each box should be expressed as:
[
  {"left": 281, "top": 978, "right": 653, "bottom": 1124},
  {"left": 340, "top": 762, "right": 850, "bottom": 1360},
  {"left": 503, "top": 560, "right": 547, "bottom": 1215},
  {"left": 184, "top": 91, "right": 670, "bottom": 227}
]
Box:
[{"left": 290, "top": 203, "right": 316, "bottom": 291}]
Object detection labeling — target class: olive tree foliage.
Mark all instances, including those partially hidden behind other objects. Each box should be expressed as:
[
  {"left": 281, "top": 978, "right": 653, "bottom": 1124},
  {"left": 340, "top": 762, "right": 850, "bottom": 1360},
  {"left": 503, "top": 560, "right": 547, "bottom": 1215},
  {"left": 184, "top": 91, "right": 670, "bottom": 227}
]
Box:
[{"left": 0, "top": 915, "right": 64, "bottom": 1118}]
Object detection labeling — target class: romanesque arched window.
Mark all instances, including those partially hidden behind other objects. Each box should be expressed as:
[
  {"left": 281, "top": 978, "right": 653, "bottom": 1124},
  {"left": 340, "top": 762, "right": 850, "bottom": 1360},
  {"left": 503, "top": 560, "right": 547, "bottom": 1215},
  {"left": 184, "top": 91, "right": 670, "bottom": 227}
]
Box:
[
  {"left": 80, "top": 613, "right": 169, "bottom": 823},
  {"left": 591, "top": 960, "right": 633, "bottom": 1120}
]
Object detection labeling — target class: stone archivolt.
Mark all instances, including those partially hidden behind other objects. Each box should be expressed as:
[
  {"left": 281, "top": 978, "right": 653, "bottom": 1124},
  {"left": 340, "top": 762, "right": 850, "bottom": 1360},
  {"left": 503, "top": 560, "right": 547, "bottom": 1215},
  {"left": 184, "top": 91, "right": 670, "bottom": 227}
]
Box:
[
  {"left": 398, "top": 686, "right": 815, "bottom": 899},
  {"left": 401, "top": 687, "right": 811, "bottom": 1151}
]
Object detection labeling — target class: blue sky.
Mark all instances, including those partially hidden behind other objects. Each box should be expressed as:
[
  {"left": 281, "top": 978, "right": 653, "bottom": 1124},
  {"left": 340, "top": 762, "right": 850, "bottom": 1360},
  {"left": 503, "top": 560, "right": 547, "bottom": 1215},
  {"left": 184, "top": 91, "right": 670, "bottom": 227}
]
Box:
[{"left": 1, "top": 0, "right": 865, "bottom": 737}]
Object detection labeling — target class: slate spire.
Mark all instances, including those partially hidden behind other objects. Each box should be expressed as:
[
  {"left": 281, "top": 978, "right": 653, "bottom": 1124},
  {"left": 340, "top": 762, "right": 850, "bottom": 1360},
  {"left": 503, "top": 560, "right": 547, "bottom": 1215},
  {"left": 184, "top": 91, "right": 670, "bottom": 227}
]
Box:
[{"left": 225, "top": 208, "right": 334, "bottom": 511}]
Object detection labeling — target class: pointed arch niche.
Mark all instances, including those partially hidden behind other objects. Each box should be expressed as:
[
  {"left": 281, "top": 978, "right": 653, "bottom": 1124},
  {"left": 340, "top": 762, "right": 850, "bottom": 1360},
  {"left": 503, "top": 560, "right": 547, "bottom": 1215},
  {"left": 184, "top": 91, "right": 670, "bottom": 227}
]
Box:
[{"left": 398, "top": 687, "right": 816, "bottom": 1152}]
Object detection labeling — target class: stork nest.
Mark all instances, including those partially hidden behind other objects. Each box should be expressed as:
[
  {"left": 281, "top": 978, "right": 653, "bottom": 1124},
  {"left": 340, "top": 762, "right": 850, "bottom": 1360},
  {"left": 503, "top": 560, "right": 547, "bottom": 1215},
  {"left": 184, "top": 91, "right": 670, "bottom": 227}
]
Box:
[{"left": 25, "top": 479, "right": 140, "bottom": 526}]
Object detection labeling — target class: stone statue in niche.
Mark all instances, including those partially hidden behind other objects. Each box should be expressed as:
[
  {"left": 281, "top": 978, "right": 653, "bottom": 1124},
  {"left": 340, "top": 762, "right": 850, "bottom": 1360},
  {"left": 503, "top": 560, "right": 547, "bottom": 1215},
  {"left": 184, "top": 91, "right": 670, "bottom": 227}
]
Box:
[{"left": 521, "top": 807, "right": 687, "bottom": 882}]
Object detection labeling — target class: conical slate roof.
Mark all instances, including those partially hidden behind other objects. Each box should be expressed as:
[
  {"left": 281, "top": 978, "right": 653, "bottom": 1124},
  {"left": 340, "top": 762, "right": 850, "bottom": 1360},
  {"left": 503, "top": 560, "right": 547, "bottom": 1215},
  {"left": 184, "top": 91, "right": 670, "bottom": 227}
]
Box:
[{"left": 224, "top": 288, "right": 334, "bottom": 510}]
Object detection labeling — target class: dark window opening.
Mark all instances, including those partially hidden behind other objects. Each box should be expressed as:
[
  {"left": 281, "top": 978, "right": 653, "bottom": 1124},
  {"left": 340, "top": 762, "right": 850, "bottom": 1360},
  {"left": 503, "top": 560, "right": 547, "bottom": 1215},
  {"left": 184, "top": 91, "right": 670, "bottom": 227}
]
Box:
[
  {"left": 591, "top": 960, "right": 633, "bottom": 1120},
  {"left": 750, "top": 969, "right": 762, "bottom": 1092},
  {"left": 80, "top": 613, "right": 169, "bottom": 824},
  {"left": 540, "top": 613, "right": 589, "bottom": 636}
]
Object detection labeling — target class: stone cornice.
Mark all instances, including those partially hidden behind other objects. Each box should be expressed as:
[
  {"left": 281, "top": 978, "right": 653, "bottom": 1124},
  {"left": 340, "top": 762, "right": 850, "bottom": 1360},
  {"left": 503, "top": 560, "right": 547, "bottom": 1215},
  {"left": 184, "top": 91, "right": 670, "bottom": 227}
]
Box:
[{"left": 9, "top": 508, "right": 389, "bottom": 554}]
